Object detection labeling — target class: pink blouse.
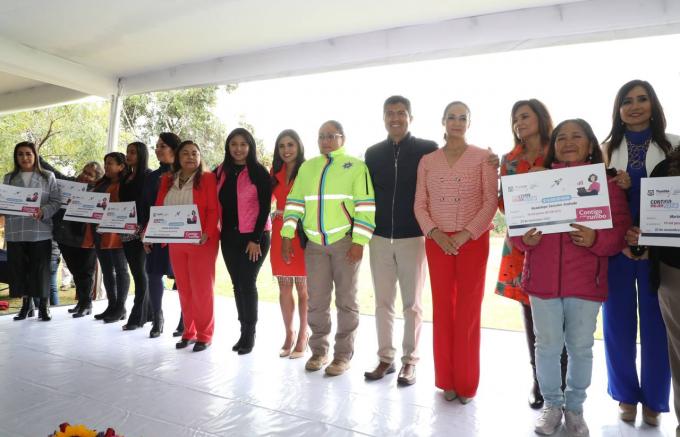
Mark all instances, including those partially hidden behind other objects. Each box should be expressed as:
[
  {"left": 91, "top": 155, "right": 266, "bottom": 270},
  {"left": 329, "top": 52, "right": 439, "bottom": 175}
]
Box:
[{"left": 414, "top": 146, "right": 498, "bottom": 239}]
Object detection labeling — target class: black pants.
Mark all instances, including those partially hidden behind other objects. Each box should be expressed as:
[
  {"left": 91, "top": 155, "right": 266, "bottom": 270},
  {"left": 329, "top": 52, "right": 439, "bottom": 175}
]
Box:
[
  {"left": 7, "top": 240, "right": 51, "bottom": 299},
  {"left": 95, "top": 247, "right": 130, "bottom": 310},
  {"left": 522, "top": 302, "right": 568, "bottom": 389},
  {"left": 124, "top": 239, "right": 150, "bottom": 325},
  {"left": 59, "top": 244, "right": 96, "bottom": 306},
  {"left": 221, "top": 231, "right": 270, "bottom": 334}
]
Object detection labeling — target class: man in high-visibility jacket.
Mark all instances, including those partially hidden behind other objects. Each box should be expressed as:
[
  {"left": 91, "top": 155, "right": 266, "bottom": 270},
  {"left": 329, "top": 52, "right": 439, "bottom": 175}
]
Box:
[{"left": 282, "top": 120, "right": 375, "bottom": 377}]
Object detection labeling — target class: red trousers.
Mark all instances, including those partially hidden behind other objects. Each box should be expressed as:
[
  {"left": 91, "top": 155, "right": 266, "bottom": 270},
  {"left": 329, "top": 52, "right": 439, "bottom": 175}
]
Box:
[
  {"left": 169, "top": 239, "right": 219, "bottom": 343},
  {"left": 426, "top": 231, "right": 489, "bottom": 397}
]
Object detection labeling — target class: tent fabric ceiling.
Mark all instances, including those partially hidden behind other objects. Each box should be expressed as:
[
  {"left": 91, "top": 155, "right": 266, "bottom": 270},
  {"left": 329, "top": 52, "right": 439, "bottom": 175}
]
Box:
[{"left": 0, "top": 0, "right": 679, "bottom": 114}]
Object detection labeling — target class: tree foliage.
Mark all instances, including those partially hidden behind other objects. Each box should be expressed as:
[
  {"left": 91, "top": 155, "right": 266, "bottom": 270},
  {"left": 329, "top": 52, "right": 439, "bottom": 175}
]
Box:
[{"left": 0, "top": 102, "right": 109, "bottom": 176}]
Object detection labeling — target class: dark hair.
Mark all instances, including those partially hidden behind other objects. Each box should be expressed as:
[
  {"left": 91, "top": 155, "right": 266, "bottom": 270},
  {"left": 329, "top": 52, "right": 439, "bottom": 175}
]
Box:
[
  {"left": 11, "top": 141, "right": 47, "bottom": 181},
  {"left": 172, "top": 140, "right": 204, "bottom": 189},
  {"left": 126, "top": 141, "right": 149, "bottom": 179},
  {"left": 544, "top": 119, "right": 603, "bottom": 168},
  {"left": 83, "top": 161, "right": 104, "bottom": 180},
  {"left": 224, "top": 128, "right": 261, "bottom": 184},
  {"left": 158, "top": 132, "right": 182, "bottom": 152},
  {"left": 668, "top": 147, "right": 680, "bottom": 177},
  {"left": 511, "top": 99, "right": 553, "bottom": 146},
  {"left": 95, "top": 152, "right": 129, "bottom": 190},
  {"left": 383, "top": 95, "right": 412, "bottom": 115},
  {"left": 588, "top": 174, "right": 598, "bottom": 182},
  {"left": 604, "top": 80, "right": 671, "bottom": 162},
  {"left": 441, "top": 101, "right": 470, "bottom": 122},
  {"left": 271, "top": 129, "right": 306, "bottom": 188},
  {"left": 320, "top": 120, "right": 345, "bottom": 137}
]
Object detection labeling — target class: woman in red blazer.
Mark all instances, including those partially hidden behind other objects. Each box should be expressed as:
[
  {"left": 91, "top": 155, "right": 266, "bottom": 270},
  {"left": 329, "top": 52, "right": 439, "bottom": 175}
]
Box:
[{"left": 155, "top": 140, "right": 219, "bottom": 352}]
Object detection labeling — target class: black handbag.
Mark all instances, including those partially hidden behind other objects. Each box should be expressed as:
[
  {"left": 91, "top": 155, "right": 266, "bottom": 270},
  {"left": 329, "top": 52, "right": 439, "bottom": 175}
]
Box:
[{"left": 296, "top": 220, "right": 308, "bottom": 249}]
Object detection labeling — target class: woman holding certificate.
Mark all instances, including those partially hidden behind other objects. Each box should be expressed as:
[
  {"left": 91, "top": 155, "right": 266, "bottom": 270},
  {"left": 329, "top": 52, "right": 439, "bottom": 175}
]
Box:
[
  {"left": 5, "top": 141, "right": 61, "bottom": 321},
  {"left": 92, "top": 152, "right": 131, "bottom": 324},
  {"left": 155, "top": 140, "right": 219, "bottom": 352},
  {"left": 601, "top": 80, "right": 678, "bottom": 425},
  {"left": 216, "top": 128, "right": 272, "bottom": 355},
  {"left": 494, "top": 99, "right": 568, "bottom": 409},
  {"left": 414, "top": 101, "right": 498, "bottom": 404},
  {"left": 513, "top": 119, "right": 630, "bottom": 436},
  {"left": 120, "top": 141, "right": 151, "bottom": 331}
]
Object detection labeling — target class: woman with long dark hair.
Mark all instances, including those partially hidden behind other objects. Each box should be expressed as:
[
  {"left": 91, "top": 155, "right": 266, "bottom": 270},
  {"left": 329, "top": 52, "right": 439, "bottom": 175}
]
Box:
[
  {"left": 216, "top": 128, "right": 272, "bottom": 355},
  {"left": 92, "top": 152, "right": 131, "bottom": 323},
  {"left": 601, "top": 79, "right": 678, "bottom": 425},
  {"left": 155, "top": 140, "right": 219, "bottom": 352},
  {"left": 4, "top": 142, "right": 61, "bottom": 321},
  {"left": 142, "top": 132, "right": 181, "bottom": 338},
  {"left": 120, "top": 141, "right": 151, "bottom": 331},
  {"left": 494, "top": 99, "right": 567, "bottom": 409},
  {"left": 270, "top": 129, "right": 308, "bottom": 358},
  {"left": 514, "top": 119, "right": 630, "bottom": 436}
]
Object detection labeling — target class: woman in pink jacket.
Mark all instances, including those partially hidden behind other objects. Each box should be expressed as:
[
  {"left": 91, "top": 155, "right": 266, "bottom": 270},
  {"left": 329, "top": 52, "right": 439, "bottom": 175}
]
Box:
[{"left": 512, "top": 119, "right": 631, "bottom": 437}]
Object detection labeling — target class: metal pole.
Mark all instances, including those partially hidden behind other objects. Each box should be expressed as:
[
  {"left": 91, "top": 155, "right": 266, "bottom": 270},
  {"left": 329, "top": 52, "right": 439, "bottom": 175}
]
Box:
[{"left": 105, "top": 80, "right": 123, "bottom": 153}]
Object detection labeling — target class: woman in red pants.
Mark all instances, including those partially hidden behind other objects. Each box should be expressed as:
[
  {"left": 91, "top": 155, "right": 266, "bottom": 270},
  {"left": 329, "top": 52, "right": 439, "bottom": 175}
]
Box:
[
  {"left": 414, "top": 101, "right": 498, "bottom": 403},
  {"left": 155, "top": 140, "right": 219, "bottom": 352}
]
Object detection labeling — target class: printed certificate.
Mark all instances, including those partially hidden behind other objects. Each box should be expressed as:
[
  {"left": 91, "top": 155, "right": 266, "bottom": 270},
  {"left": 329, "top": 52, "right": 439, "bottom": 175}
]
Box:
[
  {"left": 143, "top": 204, "right": 202, "bottom": 243},
  {"left": 97, "top": 201, "right": 138, "bottom": 234},
  {"left": 0, "top": 184, "right": 42, "bottom": 216},
  {"left": 57, "top": 180, "right": 87, "bottom": 208},
  {"left": 63, "top": 192, "right": 110, "bottom": 223},
  {"left": 639, "top": 176, "right": 680, "bottom": 247},
  {"left": 501, "top": 163, "right": 612, "bottom": 237}
]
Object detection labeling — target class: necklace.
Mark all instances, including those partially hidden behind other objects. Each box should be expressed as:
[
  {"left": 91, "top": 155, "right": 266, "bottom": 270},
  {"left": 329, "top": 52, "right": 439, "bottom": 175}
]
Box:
[{"left": 178, "top": 173, "right": 191, "bottom": 189}]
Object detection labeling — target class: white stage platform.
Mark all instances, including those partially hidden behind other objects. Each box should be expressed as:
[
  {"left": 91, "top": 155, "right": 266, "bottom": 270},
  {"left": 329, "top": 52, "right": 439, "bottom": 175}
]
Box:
[{"left": 0, "top": 293, "right": 676, "bottom": 436}]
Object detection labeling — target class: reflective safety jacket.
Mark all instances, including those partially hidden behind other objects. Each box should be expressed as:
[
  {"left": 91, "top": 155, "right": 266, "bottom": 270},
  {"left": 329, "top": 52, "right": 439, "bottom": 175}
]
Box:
[{"left": 281, "top": 147, "right": 376, "bottom": 246}]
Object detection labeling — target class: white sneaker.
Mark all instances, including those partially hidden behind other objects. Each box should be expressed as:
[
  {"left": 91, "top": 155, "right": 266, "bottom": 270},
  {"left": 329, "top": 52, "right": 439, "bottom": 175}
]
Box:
[
  {"left": 534, "top": 405, "right": 563, "bottom": 435},
  {"left": 564, "top": 410, "right": 589, "bottom": 437}
]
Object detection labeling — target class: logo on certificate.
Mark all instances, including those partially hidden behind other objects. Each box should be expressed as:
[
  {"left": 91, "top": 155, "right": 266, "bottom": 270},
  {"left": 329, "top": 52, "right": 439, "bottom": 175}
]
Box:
[{"left": 576, "top": 206, "right": 611, "bottom": 222}]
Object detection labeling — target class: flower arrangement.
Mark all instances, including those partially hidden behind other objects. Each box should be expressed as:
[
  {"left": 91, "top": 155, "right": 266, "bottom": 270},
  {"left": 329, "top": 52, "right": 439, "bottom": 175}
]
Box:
[{"left": 49, "top": 422, "right": 124, "bottom": 437}]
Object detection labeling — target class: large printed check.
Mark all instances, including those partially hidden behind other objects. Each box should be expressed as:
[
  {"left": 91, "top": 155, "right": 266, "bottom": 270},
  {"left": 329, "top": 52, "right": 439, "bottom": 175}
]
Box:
[
  {"left": 97, "top": 201, "right": 138, "bottom": 234},
  {"left": 0, "top": 184, "right": 42, "bottom": 216},
  {"left": 143, "top": 204, "right": 202, "bottom": 244},
  {"left": 63, "top": 192, "right": 110, "bottom": 223},
  {"left": 57, "top": 180, "right": 87, "bottom": 208},
  {"left": 501, "top": 163, "right": 613, "bottom": 237},
  {"left": 639, "top": 176, "right": 680, "bottom": 247}
]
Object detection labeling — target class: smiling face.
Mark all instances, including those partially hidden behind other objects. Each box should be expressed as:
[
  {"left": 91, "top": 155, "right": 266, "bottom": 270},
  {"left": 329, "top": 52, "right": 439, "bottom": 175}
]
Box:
[
  {"left": 277, "top": 135, "right": 299, "bottom": 165},
  {"left": 179, "top": 143, "right": 201, "bottom": 172},
  {"left": 104, "top": 156, "right": 125, "bottom": 180},
  {"left": 155, "top": 138, "right": 175, "bottom": 164},
  {"left": 16, "top": 146, "right": 36, "bottom": 172},
  {"left": 513, "top": 104, "right": 540, "bottom": 142},
  {"left": 383, "top": 102, "right": 411, "bottom": 142},
  {"left": 554, "top": 121, "right": 592, "bottom": 163},
  {"left": 79, "top": 164, "right": 98, "bottom": 183},
  {"left": 126, "top": 143, "right": 138, "bottom": 168},
  {"left": 619, "top": 85, "right": 652, "bottom": 132},
  {"left": 318, "top": 122, "right": 344, "bottom": 155},
  {"left": 442, "top": 103, "right": 470, "bottom": 140},
  {"left": 228, "top": 135, "right": 250, "bottom": 165}
]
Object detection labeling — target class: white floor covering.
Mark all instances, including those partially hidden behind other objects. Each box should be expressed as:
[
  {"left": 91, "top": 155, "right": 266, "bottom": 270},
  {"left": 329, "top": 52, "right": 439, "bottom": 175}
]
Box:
[{"left": 0, "top": 292, "right": 676, "bottom": 437}]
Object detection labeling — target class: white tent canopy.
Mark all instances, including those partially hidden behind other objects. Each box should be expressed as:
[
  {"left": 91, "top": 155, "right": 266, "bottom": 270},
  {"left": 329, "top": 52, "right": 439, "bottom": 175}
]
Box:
[{"left": 1, "top": 0, "right": 679, "bottom": 114}]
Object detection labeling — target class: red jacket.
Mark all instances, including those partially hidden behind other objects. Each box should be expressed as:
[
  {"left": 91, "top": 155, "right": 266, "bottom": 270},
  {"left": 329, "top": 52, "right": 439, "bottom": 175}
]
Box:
[
  {"left": 511, "top": 165, "right": 631, "bottom": 302},
  {"left": 155, "top": 172, "right": 220, "bottom": 243}
]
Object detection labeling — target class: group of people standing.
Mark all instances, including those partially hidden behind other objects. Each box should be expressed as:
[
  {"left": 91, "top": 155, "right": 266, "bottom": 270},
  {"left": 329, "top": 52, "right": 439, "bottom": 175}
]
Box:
[{"left": 3, "top": 79, "right": 680, "bottom": 436}]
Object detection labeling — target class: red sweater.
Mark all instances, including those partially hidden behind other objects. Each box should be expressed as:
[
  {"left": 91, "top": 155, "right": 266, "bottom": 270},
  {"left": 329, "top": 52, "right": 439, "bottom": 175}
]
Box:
[
  {"left": 155, "top": 172, "right": 220, "bottom": 243},
  {"left": 511, "top": 166, "right": 631, "bottom": 302}
]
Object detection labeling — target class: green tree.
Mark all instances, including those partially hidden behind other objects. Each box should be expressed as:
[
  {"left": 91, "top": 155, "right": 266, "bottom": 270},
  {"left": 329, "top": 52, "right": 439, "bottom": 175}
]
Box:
[
  {"left": 0, "top": 102, "right": 109, "bottom": 175},
  {"left": 121, "top": 85, "right": 238, "bottom": 169}
]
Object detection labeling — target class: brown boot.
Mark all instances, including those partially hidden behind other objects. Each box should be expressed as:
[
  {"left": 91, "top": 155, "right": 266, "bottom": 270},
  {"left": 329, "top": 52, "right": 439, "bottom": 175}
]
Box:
[{"left": 364, "top": 361, "right": 395, "bottom": 380}]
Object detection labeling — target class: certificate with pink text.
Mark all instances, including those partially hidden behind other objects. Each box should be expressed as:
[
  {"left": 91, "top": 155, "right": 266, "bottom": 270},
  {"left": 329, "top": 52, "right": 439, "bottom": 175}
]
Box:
[
  {"left": 501, "top": 163, "right": 612, "bottom": 237},
  {"left": 143, "top": 205, "right": 202, "bottom": 243}
]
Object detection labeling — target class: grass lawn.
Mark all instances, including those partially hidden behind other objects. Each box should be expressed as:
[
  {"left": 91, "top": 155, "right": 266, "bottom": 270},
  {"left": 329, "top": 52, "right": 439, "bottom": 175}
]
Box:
[{"left": 0, "top": 236, "right": 605, "bottom": 340}]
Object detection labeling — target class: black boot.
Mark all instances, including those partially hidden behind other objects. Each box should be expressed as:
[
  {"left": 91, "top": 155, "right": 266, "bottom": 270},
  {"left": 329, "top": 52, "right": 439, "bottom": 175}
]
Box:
[
  {"left": 38, "top": 298, "right": 51, "bottom": 321},
  {"left": 94, "top": 301, "right": 115, "bottom": 320},
  {"left": 13, "top": 297, "right": 35, "bottom": 321},
  {"left": 173, "top": 315, "right": 184, "bottom": 337},
  {"left": 73, "top": 302, "right": 92, "bottom": 318},
  {"left": 68, "top": 302, "right": 81, "bottom": 313},
  {"left": 232, "top": 334, "right": 244, "bottom": 351},
  {"left": 149, "top": 310, "right": 164, "bottom": 338},
  {"left": 528, "top": 378, "right": 544, "bottom": 409},
  {"left": 238, "top": 329, "right": 256, "bottom": 355},
  {"left": 103, "top": 304, "right": 126, "bottom": 323}
]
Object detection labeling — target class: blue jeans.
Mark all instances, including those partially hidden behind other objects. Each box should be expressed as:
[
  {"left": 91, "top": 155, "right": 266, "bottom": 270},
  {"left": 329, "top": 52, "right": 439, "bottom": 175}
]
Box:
[
  {"left": 49, "top": 258, "right": 59, "bottom": 306},
  {"left": 530, "top": 296, "right": 601, "bottom": 413}
]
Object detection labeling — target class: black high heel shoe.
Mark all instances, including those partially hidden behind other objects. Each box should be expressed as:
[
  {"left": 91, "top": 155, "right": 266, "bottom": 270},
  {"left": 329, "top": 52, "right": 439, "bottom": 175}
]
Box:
[
  {"left": 13, "top": 297, "right": 35, "bottom": 321},
  {"left": 103, "top": 308, "right": 126, "bottom": 323},
  {"left": 73, "top": 304, "right": 92, "bottom": 318},
  {"left": 94, "top": 303, "right": 115, "bottom": 320},
  {"left": 149, "top": 310, "right": 164, "bottom": 338},
  {"left": 38, "top": 299, "right": 51, "bottom": 322},
  {"left": 67, "top": 302, "right": 81, "bottom": 314}
]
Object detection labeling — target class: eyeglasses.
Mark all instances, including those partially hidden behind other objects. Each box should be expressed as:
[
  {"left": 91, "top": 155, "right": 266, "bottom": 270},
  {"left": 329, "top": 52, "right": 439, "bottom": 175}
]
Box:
[{"left": 318, "top": 133, "right": 343, "bottom": 141}]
